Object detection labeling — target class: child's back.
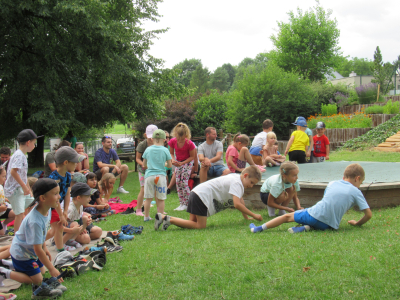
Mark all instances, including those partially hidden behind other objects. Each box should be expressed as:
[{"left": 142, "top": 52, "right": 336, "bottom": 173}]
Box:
[
  {"left": 289, "top": 130, "right": 309, "bottom": 152},
  {"left": 143, "top": 145, "right": 171, "bottom": 177}
]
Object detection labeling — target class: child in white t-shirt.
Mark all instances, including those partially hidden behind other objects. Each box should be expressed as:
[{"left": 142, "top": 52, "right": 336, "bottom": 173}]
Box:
[
  {"left": 154, "top": 165, "right": 263, "bottom": 230},
  {"left": 251, "top": 163, "right": 372, "bottom": 234}
]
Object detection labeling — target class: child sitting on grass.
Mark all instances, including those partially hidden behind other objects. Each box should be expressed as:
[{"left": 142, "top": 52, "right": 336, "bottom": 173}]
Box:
[
  {"left": 0, "top": 167, "right": 15, "bottom": 235},
  {"left": 67, "top": 183, "right": 102, "bottom": 245},
  {"left": 154, "top": 165, "right": 263, "bottom": 230},
  {"left": 83, "top": 172, "right": 114, "bottom": 217},
  {"left": 226, "top": 134, "right": 257, "bottom": 173},
  {"left": 142, "top": 129, "right": 172, "bottom": 221},
  {"left": 284, "top": 117, "right": 310, "bottom": 164},
  {"left": 98, "top": 173, "right": 116, "bottom": 215},
  {"left": 261, "top": 132, "right": 286, "bottom": 167},
  {"left": 0, "top": 178, "right": 65, "bottom": 299},
  {"left": 312, "top": 122, "right": 330, "bottom": 163},
  {"left": 260, "top": 162, "right": 303, "bottom": 217},
  {"left": 250, "top": 163, "right": 372, "bottom": 234}
]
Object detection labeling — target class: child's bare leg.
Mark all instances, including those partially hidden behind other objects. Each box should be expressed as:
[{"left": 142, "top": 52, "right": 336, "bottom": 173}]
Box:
[
  {"left": 168, "top": 172, "right": 176, "bottom": 190},
  {"left": 75, "top": 233, "right": 91, "bottom": 245},
  {"left": 136, "top": 186, "right": 144, "bottom": 216},
  {"left": 89, "top": 226, "right": 102, "bottom": 240},
  {"left": 162, "top": 213, "right": 207, "bottom": 229},
  {"left": 250, "top": 213, "right": 296, "bottom": 233},
  {"left": 238, "top": 147, "right": 256, "bottom": 165},
  {"left": 144, "top": 198, "right": 152, "bottom": 218},
  {"left": 51, "top": 222, "right": 64, "bottom": 250},
  {"left": 157, "top": 199, "right": 165, "bottom": 215},
  {"left": 13, "top": 213, "right": 24, "bottom": 232},
  {"left": 0, "top": 245, "right": 10, "bottom": 260},
  {"left": 63, "top": 222, "right": 82, "bottom": 244},
  {"left": 9, "top": 268, "right": 43, "bottom": 285},
  {"left": 263, "top": 156, "right": 278, "bottom": 166},
  {"left": 3, "top": 210, "right": 15, "bottom": 226}
]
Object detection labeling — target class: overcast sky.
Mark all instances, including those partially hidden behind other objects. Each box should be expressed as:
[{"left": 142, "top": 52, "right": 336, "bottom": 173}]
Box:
[{"left": 144, "top": 0, "right": 399, "bottom": 72}]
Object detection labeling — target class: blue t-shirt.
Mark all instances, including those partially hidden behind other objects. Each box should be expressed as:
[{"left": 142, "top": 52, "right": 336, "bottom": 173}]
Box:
[
  {"left": 260, "top": 174, "right": 300, "bottom": 197},
  {"left": 305, "top": 128, "right": 313, "bottom": 151},
  {"left": 10, "top": 207, "right": 51, "bottom": 261},
  {"left": 142, "top": 145, "right": 172, "bottom": 178},
  {"left": 93, "top": 148, "right": 119, "bottom": 172},
  {"left": 307, "top": 180, "right": 370, "bottom": 229},
  {"left": 48, "top": 170, "right": 71, "bottom": 203}
]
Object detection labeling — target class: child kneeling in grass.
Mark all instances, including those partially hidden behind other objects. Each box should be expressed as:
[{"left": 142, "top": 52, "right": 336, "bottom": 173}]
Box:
[
  {"left": 250, "top": 163, "right": 372, "bottom": 234},
  {"left": 154, "top": 165, "right": 263, "bottom": 230},
  {"left": 0, "top": 178, "right": 65, "bottom": 299}
]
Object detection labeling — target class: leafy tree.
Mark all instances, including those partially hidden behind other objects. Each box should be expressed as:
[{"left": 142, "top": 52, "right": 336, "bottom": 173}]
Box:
[
  {"left": 189, "top": 65, "right": 210, "bottom": 93},
  {"left": 221, "top": 63, "right": 236, "bottom": 88},
  {"left": 232, "top": 55, "right": 268, "bottom": 89},
  {"left": 335, "top": 56, "right": 374, "bottom": 77},
  {"left": 270, "top": 2, "right": 341, "bottom": 81},
  {"left": 370, "top": 47, "right": 399, "bottom": 94},
  {"left": 0, "top": 0, "right": 184, "bottom": 166},
  {"left": 172, "top": 58, "right": 202, "bottom": 87},
  {"left": 209, "top": 67, "right": 230, "bottom": 92},
  {"left": 225, "top": 63, "right": 317, "bottom": 139}
]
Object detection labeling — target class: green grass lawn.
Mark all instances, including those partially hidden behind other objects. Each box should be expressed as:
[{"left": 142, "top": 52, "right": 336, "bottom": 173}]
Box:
[
  {"left": 107, "top": 123, "right": 130, "bottom": 135},
  {"left": 15, "top": 166, "right": 400, "bottom": 299},
  {"left": 329, "top": 149, "right": 400, "bottom": 162}
]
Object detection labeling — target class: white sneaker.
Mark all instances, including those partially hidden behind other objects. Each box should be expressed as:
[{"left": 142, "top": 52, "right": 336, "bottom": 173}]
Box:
[
  {"left": 174, "top": 205, "right": 183, "bottom": 211},
  {"left": 175, "top": 205, "right": 187, "bottom": 211},
  {"left": 180, "top": 205, "right": 188, "bottom": 211},
  {"left": 117, "top": 186, "right": 129, "bottom": 194}
]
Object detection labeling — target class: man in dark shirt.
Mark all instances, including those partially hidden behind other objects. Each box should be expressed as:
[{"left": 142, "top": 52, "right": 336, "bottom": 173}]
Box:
[
  {"left": 93, "top": 136, "right": 129, "bottom": 194},
  {"left": 0, "top": 147, "right": 11, "bottom": 173}
]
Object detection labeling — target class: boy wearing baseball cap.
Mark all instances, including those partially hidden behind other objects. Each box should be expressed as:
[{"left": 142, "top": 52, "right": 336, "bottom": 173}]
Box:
[
  {"left": 142, "top": 129, "right": 172, "bottom": 221},
  {"left": 312, "top": 122, "right": 330, "bottom": 163},
  {"left": 48, "top": 147, "right": 85, "bottom": 253},
  {"left": 284, "top": 117, "right": 310, "bottom": 164},
  {"left": 4, "top": 129, "right": 42, "bottom": 232}
]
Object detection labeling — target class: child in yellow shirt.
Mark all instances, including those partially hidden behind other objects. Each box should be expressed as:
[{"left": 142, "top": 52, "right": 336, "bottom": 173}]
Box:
[{"left": 284, "top": 117, "right": 309, "bottom": 164}]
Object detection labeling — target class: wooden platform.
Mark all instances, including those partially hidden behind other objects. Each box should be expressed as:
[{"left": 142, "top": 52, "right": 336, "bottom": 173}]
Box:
[{"left": 374, "top": 131, "right": 400, "bottom": 152}]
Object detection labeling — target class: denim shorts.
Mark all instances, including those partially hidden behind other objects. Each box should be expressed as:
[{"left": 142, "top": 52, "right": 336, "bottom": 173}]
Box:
[
  {"left": 294, "top": 209, "right": 331, "bottom": 230},
  {"left": 207, "top": 165, "right": 229, "bottom": 177}
]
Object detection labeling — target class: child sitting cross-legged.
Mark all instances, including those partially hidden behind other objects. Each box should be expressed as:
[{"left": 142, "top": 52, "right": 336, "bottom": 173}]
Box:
[
  {"left": 142, "top": 129, "right": 172, "bottom": 221},
  {"left": 98, "top": 173, "right": 117, "bottom": 213},
  {"left": 0, "top": 178, "right": 66, "bottom": 299},
  {"left": 67, "top": 183, "right": 102, "bottom": 245},
  {"left": 261, "top": 132, "right": 286, "bottom": 167},
  {"left": 260, "top": 162, "right": 304, "bottom": 217},
  {"left": 250, "top": 163, "right": 372, "bottom": 234},
  {"left": 83, "top": 172, "right": 114, "bottom": 217},
  {"left": 154, "top": 165, "right": 263, "bottom": 230}
]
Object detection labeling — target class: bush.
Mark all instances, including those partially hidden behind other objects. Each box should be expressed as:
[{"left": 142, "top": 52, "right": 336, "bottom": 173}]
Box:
[
  {"left": 307, "top": 112, "right": 371, "bottom": 129},
  {"left": 383, "top": 100, "right": 400, "bottom": 114},
  {"left": 356, "top": 83, "right": 379, "bottom": 104},
  {"left": 347, "top": 89, "right": 359, "bottom": 105},
  {"left": 309, "top": 82, "right": 349, "bottom": 109},
  {"left": 321, "top": 103, "right": 337, "bottom": 116},
  {"left": 364, "top": 105, "right": 384, "bottom": 114}
]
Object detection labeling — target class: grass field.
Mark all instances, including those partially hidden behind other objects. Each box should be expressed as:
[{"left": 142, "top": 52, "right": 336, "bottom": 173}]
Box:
[
  {"left": 16, "top": 158, "right": 400, "bottom": 299},
  {"left": 107, "top": 124, "right": 129, "bottom": 135}
]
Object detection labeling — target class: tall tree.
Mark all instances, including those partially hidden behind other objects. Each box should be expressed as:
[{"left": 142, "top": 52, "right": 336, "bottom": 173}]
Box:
[
  {"left": 172, "top": 59, "right": 202, "bottom": 87},
  {"left": 189, "top": 65, "right": 210, "bottom": 93},
  {"left": 221, "top": 63, "right": 236, "bottom": 88},
  {"left": 370, "top": 47, "right": 399, "bottom": 94},
  {"left": 335, "top": 57, "right": 374, "bottom": 77},
  {"left": 209, "top": 67, "right": 230, "bottom": 92},
  {"left": 270, "top": 1, "right": 341, "bottom": 81},
  {"left": 0, "top": 0, "right": 184, "bottom": 166}
]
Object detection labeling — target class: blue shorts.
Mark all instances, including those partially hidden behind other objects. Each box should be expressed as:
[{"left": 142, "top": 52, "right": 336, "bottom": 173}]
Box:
[
  {"left": 207, "top": 165, "right": 228, "bottom": 177},
  {"left": 11, "top": 256, "right": 43, "bottom": 277},
  {"left": 294, "top": 209, "right": 331, "bottom": 230},
  {"left": 249, "top": 146, "right": 262, "bottom": 156}
]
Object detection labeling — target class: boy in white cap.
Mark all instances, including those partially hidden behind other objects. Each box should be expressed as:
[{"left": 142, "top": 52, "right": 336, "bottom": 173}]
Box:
[{"left": 5, "top": 129, "right": 42, "bottom": 232}]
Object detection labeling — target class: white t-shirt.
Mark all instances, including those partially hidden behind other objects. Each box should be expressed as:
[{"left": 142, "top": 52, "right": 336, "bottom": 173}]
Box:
[
  {"left": 307, "top": 180, "right": 370, "bottom": 230},
  {"left": 251, "top": 132, "right": 268, "bottom": 148},
  {"left": 192, "top": 174, "right": 244, "bottom": 216},
  {"left": 4, "top": 150, "right": 28, "bottom": 197},
  {"left": 260, "top": 174, "right": 300, "bottom": 197},
  {"left": 0, "top": 185, "right": 11, "bottom": 217},
  {"left": 67, "top": 202, "right": 83, "bottom": 222}
]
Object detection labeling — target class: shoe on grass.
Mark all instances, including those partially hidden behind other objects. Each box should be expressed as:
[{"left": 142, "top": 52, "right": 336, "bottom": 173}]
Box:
[
  {"left": 117, "top": 186, "right": 129, "bottom": 194},
  {"left": 173, "top": 205, "right": 182, "bottom": 211},
  {"left": 121, "top": 207, "right": 135, "bottom": 215},
  {"left": 154, "top": 213, "right": 163, "bottom": 231},
  {"left": 175, "top": 205, "right": 187, "bottom": 211},
  {"left": 162, "top": 215, "right": 171, "bottom": 231},
  {"left": 32, "top": 282, "right": 63, "bottom": 299},
  {"left": 96, "top": 241, "right": 123, "bottom": 253},
  {"left": 288, "top": 225, "right": 311, "bottom": 234},
  {"left": 43, "top": 276, "right": 67, "bottom": 293},
  {"left": 144, "top": 217, "right": 153, "bottom": 222},
  {"left": 0, "top": 293, "right": 16, "bottom": 300}
]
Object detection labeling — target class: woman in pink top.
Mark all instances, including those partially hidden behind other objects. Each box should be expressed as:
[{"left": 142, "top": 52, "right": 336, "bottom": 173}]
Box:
[{"left": 168, "top": 123, "right": 196, "bottom": 211}]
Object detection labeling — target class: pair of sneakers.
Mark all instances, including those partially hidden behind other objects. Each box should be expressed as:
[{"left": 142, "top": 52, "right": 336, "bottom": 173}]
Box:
[
  {"left": 154, "top": 213, "right": 171, "bottom": 231},
  {"left": 121, "top": 224, "right": 143, "bottom": 235},
  {"left": 106, "top": 230, "right": 134, "bottom": 242},
  {"left": 32, "top": 273, "right": 67, "bottom": 299},
  {"left": 174, "top": 204, "right": 187, "bottom": 211}
]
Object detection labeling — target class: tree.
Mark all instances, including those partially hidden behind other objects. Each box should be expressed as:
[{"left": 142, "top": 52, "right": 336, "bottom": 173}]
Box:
[
  {"left": 231, "top": 55, "right": 268, "bottom": 89},
  {"left": 370, "top": 47, "right": 399, "bottom": 94},
  {"left": 189, "top": 65, "right": 210, "bottom": 93},
  {"left": 209, "top": 67, "right": 230, "bottom": 92},
  {"left": 270, "top": 1, "right": 341, "bottom": 81},
  {"left": 0, "top": 0, "right": 184, "bottom": 166},
  {"left": 221, "top": 63, "right": 236, "bottom": 88},
  {"left": 335, "top": 56, "right": 374, "bottom": 77},
  {"left": 172, "top": 58, "right": 203, "bottom": 87}
]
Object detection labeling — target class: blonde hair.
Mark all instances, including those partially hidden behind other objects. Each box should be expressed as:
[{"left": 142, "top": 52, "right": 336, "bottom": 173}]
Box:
[
  {"left": 232, "top": 133, "right": 250, "bottom": 146},
  {"left": 28, "top": 177, "right": 38, "bottom": 190},
  {"left": 172, "top": 122, "right": 191, "bottom": 140},
  {"left": 280, "top": 162, "right": 299, "bottom": 197},
  {"left": 99, "top": 173, "right": 115, "bottom": 191},
  {"left": 267, "top": 131, "right": 277, "bottom": 139},
  {"left": 344, "top": 163, "right": 365, "bottom": 180},
  {"left": 242, "top": 165, "right": 261, "bottom": 182}
]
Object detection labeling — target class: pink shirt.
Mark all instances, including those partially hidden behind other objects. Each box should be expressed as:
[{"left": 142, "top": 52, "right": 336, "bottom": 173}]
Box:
[
  {"left": 225, "top": 145, "right": 239, "bottom": 173},
  {"left": 168, "top": 138, "right": 195, "bottom": 162}
]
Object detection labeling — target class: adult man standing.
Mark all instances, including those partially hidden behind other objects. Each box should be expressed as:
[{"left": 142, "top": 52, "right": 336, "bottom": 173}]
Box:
[
  {"left": 198, "top": 127, "right": 230, "bottom": 183},
  {"left": 93, "top": 136, "right": 129, "bottom": 194},
  {"left": 0, "top": 147, "right": 11, "bottom": 172}
]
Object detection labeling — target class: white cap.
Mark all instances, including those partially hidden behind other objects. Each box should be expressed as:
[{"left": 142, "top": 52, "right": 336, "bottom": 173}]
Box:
[{"left": 146, "top": 124, "right": 158, "bottom": 137}]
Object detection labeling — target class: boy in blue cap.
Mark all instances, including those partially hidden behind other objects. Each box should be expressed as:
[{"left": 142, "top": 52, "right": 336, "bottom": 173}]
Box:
[{"left": 284, "top": 117, "right": 309, "bottom": 164}]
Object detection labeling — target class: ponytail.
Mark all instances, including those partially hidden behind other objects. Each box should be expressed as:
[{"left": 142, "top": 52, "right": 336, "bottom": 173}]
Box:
[{"left": 232, "top": 133, "right": 250, "bottom": 146}]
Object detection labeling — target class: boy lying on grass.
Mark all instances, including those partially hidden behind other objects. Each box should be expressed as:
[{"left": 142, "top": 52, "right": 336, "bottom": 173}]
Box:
[
  {"left": 250, "top": 163, "right": 372, "bottom": 233},
  {"left": 154, "top": 165, "right": 263, "bottom": 230}
]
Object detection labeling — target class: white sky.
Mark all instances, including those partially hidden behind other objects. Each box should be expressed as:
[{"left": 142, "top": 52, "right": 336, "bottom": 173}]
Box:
[{"left": 144, "top": 0, "right": 400, "bottom": 72}]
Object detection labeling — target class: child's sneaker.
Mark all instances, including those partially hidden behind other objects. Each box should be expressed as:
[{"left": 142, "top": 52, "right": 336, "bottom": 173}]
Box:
[
  {"left": 63, "top": 244, "right": 76, "bottom": 251},
  {"left": 76, "top": 260, "right": 94, "bottom": 275},
  {"left": 174, "top": 205, "right": 183, "bottom": 211},
  {"left": 121, "top": 207, "right": 135, "bottom": 215},
  {"left": 117, "top": 231, "right": 134, "bottom": 241},
  {"left": 144, "top": 217, "right": 152, "bottom": 222},
  {"left": 96, "top": 241, "right": 123, "bottom": 253},
  {"left": 121, "top": 224, "right": 143, "bottom": 235},
  {"left": 288, "top": 225, "right": 311, "bottom": 234},
  {"left": 57, "top": 266, "right": 77, "bottom": 279},
  {"left": 66, "top": 240, "right": 82, "bottom": 249},
  {"left": 162, "top": 215, "right": 171, "bottom": 231},
  {"left": 32, "top": 282, "right": 63, "bottom": 299},
  {"left": 0, "top": 292, "right": 16, "bottom": 300},
  {"left": 43, "top": 276, "right": 67, "bottom": 293},
  {"left": 154, "top": 213, "right": 163, "bottom": 231}
]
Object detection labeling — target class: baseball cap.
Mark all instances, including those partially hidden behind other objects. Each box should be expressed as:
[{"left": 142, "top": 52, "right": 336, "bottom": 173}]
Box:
[
  {"left": 152, "top": 129, "right": 166, "bottom": 139},
  {"left": 71, "top": 182, "right": 97, "bottom": 197},
  {"left": 316, "top": 122, "right": 326, "bottom": 129},
  {"left": 32, "top": 178, "right": 59, "bottom": 200},
  {"left": 292, "top": 116, "right": 307, "bottom": 127},
  {"left": 17, "top": 129, "right": 43, "bottom": 143},
  {"left": 146, "top": 124, "right": 158, "bottom": 137},
  {"left": 72, "top": 172, "right": 87, "bottom": 183},
  {"left": 55, "top": 146, "right": 85, "bottom": 164}
]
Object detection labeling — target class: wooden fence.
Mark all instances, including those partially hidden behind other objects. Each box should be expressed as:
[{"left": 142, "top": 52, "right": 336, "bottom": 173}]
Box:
[
  {"left": 339, "top": 95, "right": 400, "bottom": 114},
  {"left": 370, "top": 114, "right": 397, "bottom": 127}
]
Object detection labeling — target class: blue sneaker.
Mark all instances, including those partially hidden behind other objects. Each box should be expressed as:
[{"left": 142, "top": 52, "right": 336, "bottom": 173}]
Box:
[
  {"left": 288, "top": 225, "right": 311, "bottom": 234},
  {"left": 249, "top": 223, "right": 264, "bottom": 233},
  {"left": 118, "top": 232, "right": 134, "bottom": 241}
]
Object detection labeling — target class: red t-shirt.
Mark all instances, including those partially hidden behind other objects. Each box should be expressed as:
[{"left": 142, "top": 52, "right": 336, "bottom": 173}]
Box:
[
  {"left": 168, "top": 138, "right": 195, "bottom": 161},
  {"left": 225, "top": 145, "right": 239, "bottom": 173},
  {"left": 313, "top": 135, "right": 330, "bottom": 157}
]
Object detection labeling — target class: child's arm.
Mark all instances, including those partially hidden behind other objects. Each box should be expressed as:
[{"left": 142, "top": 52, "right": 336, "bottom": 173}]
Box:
[
  {"left": 169, "top": 148, "right": 179, "bottom": 167},
  {"left": 307, "top": 134, "right": 313, "bottom": 157},
  {"left": 325, "top": 144, "right": 330, "bottom": 160},
  {"left": 63, "top": 187, "right": 71, "bottom": 222},
  {"left": 55, "top": 201, "right": 67, "bottom": 226},
  {"left": 292, "top": 191, "right": 304, "bottom": 210},
  {"left": 348, "top": 208, "right": 372, "bottom": 226},
  {"left": 136, "top": 152, "right": 146, "bottom": 170},
  {"left": 143, "top": 158, "right": 147, "bottom": 168},
  {"left": 227, "top": 155, "right": 242, "bottom": 172},
  {"left": 166, "top": 159, "right": 172, "bottom": 169},
  {"left": 284, "top": 136, "right": 295, "bottom": 156},
  {"left": 34, "top": 244, "right": 62, "bottom": 281},
  {"left": 10, "top": 168, "right": 30, "bottom": 196},
  {"left": 232, "top": 195, "right": 262, "bottom": 221},
  {"left": 178, "top": 149, "right": 195, "bottom": 166}
]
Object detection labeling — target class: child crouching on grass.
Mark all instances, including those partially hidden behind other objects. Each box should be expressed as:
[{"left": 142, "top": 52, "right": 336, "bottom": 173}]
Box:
[
  {"left": 250, "top": 163, "right": 372, "bottom": 234},
  {"left": 154, "top": 165, "right": 263, "bottom": 230},
  {"left": 260, "top": 162, "right": 303, "bottom": 217},
  {"left": 0, "top": 178, "right": 66, "bottom": 299}
]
